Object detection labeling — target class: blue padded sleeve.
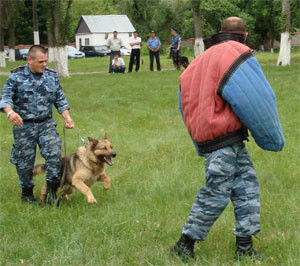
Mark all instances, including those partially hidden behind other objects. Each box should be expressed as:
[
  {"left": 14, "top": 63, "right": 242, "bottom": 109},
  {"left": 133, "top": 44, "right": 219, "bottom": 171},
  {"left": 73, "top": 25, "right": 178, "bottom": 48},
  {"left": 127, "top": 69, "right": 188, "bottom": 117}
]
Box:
[
  {"left": 222, "top": 56, "right": 285, "bottom": 151},
  {"left": 178, "top": 87, "right": 204, "bottom": 156}
]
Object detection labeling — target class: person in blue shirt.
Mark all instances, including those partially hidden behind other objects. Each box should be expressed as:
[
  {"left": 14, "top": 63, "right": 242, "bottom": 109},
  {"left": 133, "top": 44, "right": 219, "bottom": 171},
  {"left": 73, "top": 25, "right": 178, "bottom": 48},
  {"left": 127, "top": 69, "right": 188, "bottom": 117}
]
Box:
[
  {"left": 167, "top": 27, "right": 182, "bottom": 70},
  {"left": 147, "top": 30, "right": 161, "bottom": 71},
  {"left": 0, "top": 45, "right": 75, "bottom": 205}
]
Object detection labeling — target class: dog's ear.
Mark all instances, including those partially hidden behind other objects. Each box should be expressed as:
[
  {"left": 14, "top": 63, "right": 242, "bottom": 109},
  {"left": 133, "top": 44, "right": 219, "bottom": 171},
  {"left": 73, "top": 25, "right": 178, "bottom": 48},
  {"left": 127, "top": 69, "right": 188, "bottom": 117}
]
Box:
[
  {"left": 103, "top": 133, "right": 108, "bottom": 140},
  {"left": 88, "top": 137, "right": 97, "bottom": 143}
]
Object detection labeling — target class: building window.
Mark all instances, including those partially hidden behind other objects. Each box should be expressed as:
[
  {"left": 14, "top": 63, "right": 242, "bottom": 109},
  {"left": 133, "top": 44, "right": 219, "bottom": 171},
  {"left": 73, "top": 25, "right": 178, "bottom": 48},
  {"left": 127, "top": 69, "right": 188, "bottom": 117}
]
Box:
[
  {"left": 129, "top": 32, "right": 132, "bottom": 37},
  {"left": 79, "top": 38, "right": 82, "bottom": 48},
  {"left": 85, "top": 38, "right": 90, "bottom": 45}
]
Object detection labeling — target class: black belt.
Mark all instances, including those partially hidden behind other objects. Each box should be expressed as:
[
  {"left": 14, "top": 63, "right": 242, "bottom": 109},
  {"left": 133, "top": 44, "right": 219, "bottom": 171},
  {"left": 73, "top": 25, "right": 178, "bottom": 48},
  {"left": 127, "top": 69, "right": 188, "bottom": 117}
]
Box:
[
  {"left": 197, "top": 128, "right": 249, "bottom": 153},
  {"left": 23, "top": 117, "right": 51, "bottom": 124}
]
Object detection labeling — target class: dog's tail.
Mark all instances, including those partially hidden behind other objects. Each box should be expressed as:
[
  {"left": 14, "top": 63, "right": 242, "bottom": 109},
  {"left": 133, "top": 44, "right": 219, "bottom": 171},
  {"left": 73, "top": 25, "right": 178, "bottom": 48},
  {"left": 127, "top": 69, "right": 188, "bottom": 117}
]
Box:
[{"left": 33, "top": 164, "right": 46, "bottom": 176}]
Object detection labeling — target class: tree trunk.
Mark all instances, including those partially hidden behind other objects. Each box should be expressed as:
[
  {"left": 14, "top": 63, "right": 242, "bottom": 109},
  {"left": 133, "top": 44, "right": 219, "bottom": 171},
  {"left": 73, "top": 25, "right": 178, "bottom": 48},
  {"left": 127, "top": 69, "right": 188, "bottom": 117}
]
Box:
[
  {"left": 8, "top": 49, "right": 15, "bottom": 61},
  {"left": 8, "top": 24, "right": 15, "bottom": 62},
  {"left": 55, "top": 46, "right": 69, "bottom": 77},
  {"left": 32, "top": 0, "right": 40, "bottom": 44},
  {"left": 52, "top": 0, "right": 70, "bottom": 77},
  {"left": 277, "top": 32, "right": 291, "bottom": 66},
  {"left": 277, "top": 0, "right": 291, "bottom": 66},
  {"left": 192, "top": 4, "right": 204, "bottom": 57},
  {"left": 270, "top": 36, "right": 274, "bottom": 54},
  {"left": 47, "top": 25, "right": 55, "bottom": 62},
  {"left": 48, "top": 47, "right": 55, "bottom": 62},
  {"left": 0, "top": 0, "right": 6, "bottom": 68}
]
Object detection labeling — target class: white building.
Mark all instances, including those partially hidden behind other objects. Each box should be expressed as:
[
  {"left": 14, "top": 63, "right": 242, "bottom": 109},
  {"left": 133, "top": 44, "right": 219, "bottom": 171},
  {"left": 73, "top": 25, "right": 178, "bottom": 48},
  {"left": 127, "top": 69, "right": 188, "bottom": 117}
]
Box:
[{"left": 75, "top": 15, "right": 136, "bottom": 49}]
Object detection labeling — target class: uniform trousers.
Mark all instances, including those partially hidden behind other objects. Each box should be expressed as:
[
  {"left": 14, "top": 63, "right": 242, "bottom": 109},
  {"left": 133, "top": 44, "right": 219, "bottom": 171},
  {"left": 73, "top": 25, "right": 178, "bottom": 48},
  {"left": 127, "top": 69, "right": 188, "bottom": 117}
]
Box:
[
  {"left": 10, "top": 119, "right": 62, "bottom": 188},
  {"left": 149, "top": 51, "right": 161, "bottom": 71},
  {"left": 128, "top": 49, "right": 140, "bottom": 72},
  {"left": 182, "top": 142, "right": 260, "bottom": 241}
]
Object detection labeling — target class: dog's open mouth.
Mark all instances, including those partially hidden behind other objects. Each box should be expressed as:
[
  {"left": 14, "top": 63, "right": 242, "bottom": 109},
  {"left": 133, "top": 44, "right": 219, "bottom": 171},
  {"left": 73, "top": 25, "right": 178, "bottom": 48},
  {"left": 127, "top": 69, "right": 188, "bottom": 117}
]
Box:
[
  {"left": 98, "top": 152, "right": 116, "bottom": 166},
  {"left": 103, "top": 156, "right": 113, "bottom": 166}
]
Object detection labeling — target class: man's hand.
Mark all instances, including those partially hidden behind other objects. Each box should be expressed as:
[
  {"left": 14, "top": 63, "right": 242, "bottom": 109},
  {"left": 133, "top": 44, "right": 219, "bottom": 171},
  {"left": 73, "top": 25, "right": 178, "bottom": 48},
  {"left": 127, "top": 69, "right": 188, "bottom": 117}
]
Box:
[
  {"left": 61, "top": 110, "right": 75, "bottom": 129},
  {"left": 64, "top": 118, "right": 75, "bottom": 129},
  {"left": 3, "top": 108, "right": 23, "bottom": 127},
  {"left": 9, "top": 112, "right": 23, "bottom": 127}
]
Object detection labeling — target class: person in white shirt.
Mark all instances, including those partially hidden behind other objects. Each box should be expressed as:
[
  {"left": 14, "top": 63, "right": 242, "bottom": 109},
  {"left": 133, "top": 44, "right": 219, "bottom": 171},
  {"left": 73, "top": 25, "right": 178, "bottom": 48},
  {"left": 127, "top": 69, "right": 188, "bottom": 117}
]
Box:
[
  {"left": 107, "top": 31, "right": 124, "bottom": 73},
  {"left": 111, "top": 53, "right": 126, "bottom": 73},
  {"left": 128, "top": 31, "right": 142, "bottom": 72}
]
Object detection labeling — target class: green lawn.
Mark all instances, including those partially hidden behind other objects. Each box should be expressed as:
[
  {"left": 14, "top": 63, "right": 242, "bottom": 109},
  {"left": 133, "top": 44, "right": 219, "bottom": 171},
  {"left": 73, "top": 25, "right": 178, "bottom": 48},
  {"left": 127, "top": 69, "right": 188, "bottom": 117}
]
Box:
[
  {"left": 0, "top": 54, "right": 299, "bottom": 265},
  {"left": 0, "top": 54, "right": 176, "bottom": 74},
  {"left": 1, "top": 46, "right": 300, "bottom": 74}
]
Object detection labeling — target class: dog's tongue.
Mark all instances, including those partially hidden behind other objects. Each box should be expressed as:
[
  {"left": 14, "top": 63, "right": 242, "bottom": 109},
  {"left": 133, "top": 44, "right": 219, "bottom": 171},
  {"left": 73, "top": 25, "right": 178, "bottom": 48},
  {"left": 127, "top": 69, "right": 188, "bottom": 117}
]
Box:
[{"left": 104, "top": 156, "right": 113, "bottom": 166}]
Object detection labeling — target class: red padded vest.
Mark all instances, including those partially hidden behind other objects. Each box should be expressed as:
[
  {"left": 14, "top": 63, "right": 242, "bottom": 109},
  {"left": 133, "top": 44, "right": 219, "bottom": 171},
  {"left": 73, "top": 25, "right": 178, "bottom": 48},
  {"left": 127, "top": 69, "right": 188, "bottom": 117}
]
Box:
[{"left": 180, "top": 41, "right": 250, "bottom": 144}]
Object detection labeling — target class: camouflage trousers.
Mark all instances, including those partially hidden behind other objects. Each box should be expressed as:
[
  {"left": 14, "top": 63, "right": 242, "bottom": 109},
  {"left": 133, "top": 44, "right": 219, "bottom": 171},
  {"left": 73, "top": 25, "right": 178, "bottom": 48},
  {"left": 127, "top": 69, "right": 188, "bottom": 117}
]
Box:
[
  {"left": 182, "top": 142, "right": 260, "bottom": 241},
  {"left": 10, "top": 119, "right": 62, "bottom": 188}
]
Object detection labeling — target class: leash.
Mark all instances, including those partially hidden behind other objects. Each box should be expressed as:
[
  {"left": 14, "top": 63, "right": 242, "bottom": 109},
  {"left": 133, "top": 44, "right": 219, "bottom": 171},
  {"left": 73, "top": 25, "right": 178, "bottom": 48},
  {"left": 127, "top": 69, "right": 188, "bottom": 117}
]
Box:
[
  {"left": 60, "top": 127, "right": 86, "bottom": 188},
  {"left": 60, "top": 126, "right": 68, "bottom": 188},
  {"left": 72, "top": 127, "right": 86, "bottom": 145}
]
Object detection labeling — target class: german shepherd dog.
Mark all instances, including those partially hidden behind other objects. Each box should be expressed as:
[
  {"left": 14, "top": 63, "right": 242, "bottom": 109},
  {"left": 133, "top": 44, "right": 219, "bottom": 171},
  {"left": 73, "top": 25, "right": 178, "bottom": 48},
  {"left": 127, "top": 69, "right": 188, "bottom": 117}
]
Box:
[
  {"left": 180, "top": 56, "right": 189, "bottom": 69},
  {"left": 34, "top": 134, "right": 117, "bottom": 204},
  {"left": 172, "top": 50, "right": 189, "bottom": 69}
]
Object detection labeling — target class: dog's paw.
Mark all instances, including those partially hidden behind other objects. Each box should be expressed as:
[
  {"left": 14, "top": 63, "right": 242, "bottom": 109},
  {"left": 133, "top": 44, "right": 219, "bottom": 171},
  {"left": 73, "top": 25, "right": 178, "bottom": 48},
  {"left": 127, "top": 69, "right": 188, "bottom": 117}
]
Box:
[
  {"left": 63, "top": 195, "right": 70, "bottom": 201},
  {"left": 103, "top": 182, "right": 111, "bottom": 190},
  {"left": 88, "top": 196, "right": 97, "bottom": 204}
]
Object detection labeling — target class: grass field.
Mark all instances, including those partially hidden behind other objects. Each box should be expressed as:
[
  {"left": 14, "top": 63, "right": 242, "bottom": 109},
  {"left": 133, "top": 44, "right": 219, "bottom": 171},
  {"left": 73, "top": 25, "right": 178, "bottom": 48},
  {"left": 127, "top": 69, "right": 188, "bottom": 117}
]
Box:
[
  {"left": 1, "top": 46, "right": 300, "bottom": 73},
  {"left": 0, "top": 51, "right": 299, "bottom": 265}
]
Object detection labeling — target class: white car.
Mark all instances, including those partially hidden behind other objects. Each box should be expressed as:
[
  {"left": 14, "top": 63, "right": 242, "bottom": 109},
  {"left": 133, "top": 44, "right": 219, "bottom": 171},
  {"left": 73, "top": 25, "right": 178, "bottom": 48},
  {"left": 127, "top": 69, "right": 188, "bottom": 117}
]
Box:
[
  {"left": 120, "top": 47, "right": 131, "bottom": 56},
  {"left": 67, "top": 46, "right": 85, "bottom": 59}
]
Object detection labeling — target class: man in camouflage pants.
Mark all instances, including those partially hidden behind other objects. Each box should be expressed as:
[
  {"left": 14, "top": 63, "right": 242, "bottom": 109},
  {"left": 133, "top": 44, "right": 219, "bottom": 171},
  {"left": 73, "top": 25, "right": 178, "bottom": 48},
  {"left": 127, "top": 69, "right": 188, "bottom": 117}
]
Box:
[
  {"left": 180, "top": 143, "right": 260, "bottom": 255},
  {"left": 171, "top": 17, "right": 263, "bottom": 260},
  {"left": 0, "top": 45, "right": 74, "bottom": 205}
]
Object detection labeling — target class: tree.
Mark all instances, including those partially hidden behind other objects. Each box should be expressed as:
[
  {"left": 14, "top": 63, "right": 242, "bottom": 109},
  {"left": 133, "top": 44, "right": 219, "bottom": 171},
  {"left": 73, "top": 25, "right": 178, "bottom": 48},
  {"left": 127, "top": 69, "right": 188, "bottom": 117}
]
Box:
[
  {"left": 70, "top": 0, "right": 116, "bottom": 42},
  {"left": 46, "top": 21, "right": 55, "bottom": 62},
  {"left": 0, "top": 0, "right": 6, "bottom": 67},
  {"left": 32, "top": 0, "right": 40, "bottom": 45},
  {"left": 4, "top": 0, "right": 24, "bottom": 62},
  {"left": 44, "top": 0, "right": 74, "bottom": 77},
  {"left": 191, "top": 0, "right": 204, "bottom": 56},
  {"left": 277, "top": 0, "right": 291, "bottom": 66},
  {"left": 113, "top": 0, "right": 161, "bottom": 41}
]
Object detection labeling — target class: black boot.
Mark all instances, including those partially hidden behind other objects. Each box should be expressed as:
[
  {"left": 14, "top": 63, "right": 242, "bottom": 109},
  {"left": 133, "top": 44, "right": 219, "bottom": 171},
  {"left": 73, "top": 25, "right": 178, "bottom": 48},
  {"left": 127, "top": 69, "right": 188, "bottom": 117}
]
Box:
[
  {"left": 236, "top": 236, "right": 260, "bottom": 260},
  {"left": 171, "top": 234, "right": 195, "bottom": 260},
  {"left": 44, "top": 180, "right": 60, "bottom": 206},
  {"left": 21, "top": 186, "right": 40, "bottom": 205}
]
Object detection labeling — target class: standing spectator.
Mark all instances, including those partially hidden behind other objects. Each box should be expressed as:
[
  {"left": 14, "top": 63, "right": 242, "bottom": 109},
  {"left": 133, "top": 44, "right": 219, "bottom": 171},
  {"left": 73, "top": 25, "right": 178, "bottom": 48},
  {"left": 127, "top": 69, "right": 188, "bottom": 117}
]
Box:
[
  {"left": 147, "top": 30, "right": 161, "bottom": 71},
  {"left": 166, "top": 27, "right": 182, "bottom": 70},
  {"left": 128, "top": 31, "right": 142, "bottom": 72},
  {"left": 107, "top": 31, "right": 123, "bottom": 73},
  {"left": 111, "top": 53, "right": 126, "bottom": 73}
]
